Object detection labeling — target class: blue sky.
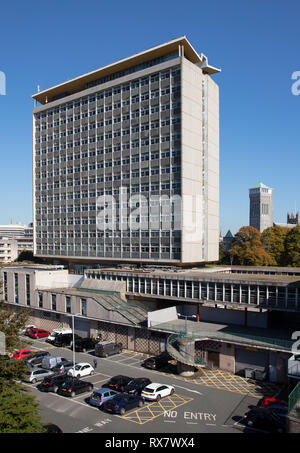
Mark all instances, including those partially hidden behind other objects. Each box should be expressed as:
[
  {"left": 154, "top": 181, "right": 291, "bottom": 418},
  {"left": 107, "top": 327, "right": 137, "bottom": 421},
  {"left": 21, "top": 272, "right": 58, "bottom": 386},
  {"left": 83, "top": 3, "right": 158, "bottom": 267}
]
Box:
[{"left": 0, "top": 0, "right": 299, "bottom": 235}]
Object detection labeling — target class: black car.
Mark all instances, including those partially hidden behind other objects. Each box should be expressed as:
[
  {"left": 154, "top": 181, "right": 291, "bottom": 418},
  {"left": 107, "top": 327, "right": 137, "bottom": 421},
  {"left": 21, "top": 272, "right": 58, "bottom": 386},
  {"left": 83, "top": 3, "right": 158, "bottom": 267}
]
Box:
[
  {"left": 73, "top": 337, "right": 98, "bottom": 352},
  {"left": 42, "top": 424, "right": 63, "bottom": 433},
  {"left": 244, "top": 407, "right": 287, "bottom": 433},
  {"left": 143, "top": 352, "right": 171, "bottom": 370},
  {"left": 124, "top": 378, "right": 152, "bottom": 396},
  {"left": 40, "top": 373, "right": 73, "bottom": 393},
  {"left": 26, "top": 351, "right": 51, "bottom": 367},
  {"left": 57, "top": 379, "right": 94, "bottom": 397},
  {"left": 103, "top": 375, "right": 133, "bottom": 392},
  {"left": 103, "top": 393, "right": 144, "bottom": 415},
  {"left": 52, "top": 333, "right": 81, "bottom": 347}
]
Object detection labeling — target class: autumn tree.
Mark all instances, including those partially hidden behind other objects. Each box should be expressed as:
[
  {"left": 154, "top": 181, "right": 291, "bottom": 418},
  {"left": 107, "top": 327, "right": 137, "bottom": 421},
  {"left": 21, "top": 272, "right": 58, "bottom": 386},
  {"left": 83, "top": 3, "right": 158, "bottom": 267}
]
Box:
[
  {"left": 283, "top": 225, "right": 300, "bottom": 266},
  {"left": 261, "top": 225, "right": 290, "bottom": 266},
  {"left": 229, "top": 226, "right": 273, "bottom": 266}
]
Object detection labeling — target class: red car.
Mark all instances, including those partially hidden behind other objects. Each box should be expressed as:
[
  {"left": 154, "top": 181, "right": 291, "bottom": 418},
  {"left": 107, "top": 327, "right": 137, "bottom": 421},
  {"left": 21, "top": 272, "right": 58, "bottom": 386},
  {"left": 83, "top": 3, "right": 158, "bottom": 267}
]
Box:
[
  {"left": 12, "top": 349, "right": 33, "bottom": 360},
  {"left": 27, "top": 328, "right": 51, "bottom": 339},
  {"left": 260, "top": 397, "right": 287, "bottom": 408}
]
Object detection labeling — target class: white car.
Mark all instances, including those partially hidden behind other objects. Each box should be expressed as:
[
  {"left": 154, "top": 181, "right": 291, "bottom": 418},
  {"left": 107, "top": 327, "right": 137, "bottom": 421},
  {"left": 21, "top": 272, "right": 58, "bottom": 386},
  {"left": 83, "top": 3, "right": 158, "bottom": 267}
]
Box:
[
  {"left": 67, "top": 362, "right": 95, "bottom": 378},
  {"left": 141, "top": 383, "right": 175, "bottom": 401},
  {"left": 47, "top": 328, "right": 72, "bottom": 343}
]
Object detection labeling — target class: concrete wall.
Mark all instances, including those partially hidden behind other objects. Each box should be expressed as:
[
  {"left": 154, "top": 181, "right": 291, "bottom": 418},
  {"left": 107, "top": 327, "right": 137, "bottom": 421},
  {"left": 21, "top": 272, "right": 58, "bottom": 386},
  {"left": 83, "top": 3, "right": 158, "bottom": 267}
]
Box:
[
  {"left": 148, "top": 306, "right": 178, "bottom": 327},
  {"left": 177, "top": 304, "right": 268, "bottom": 328}
]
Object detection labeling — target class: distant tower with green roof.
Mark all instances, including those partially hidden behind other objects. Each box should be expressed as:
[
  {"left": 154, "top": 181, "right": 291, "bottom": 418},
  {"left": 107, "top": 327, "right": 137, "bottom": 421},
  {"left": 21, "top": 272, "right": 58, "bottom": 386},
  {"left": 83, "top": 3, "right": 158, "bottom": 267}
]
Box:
[{"left": 249, "top": 182, "right": 273, "bottom": 232}]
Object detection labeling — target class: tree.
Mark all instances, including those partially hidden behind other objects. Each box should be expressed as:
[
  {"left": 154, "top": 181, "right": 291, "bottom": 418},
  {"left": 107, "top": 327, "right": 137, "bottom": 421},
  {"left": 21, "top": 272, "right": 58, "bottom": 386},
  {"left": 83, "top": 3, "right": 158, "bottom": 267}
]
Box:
[
  {"left": 229, "top": 226, "right": 273, "bottom": 266},
  {"left": 0, "top": 300, "right": 45, "bottom": 433},
  {"left": 261, "top": 225, "right": 290, "bottom": 266},
  {"left": 284, "top": 225, "right": 300, "bottom": 266}
]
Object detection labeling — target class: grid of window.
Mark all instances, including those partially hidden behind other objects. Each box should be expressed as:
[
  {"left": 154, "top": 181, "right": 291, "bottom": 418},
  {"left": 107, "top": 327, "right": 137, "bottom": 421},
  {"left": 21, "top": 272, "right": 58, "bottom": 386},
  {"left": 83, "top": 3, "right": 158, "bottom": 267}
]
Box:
[{"left": 34, "top": 67, "right": 182, "bottom": 261}]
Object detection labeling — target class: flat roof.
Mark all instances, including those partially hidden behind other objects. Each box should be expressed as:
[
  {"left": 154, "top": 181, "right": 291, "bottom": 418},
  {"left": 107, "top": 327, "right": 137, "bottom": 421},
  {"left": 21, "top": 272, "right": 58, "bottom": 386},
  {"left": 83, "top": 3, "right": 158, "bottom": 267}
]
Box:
[
  {"left": 32, "top": 36, "right": 220, "bottom": 105},
  {"left": 87, "top": 267, "right": 300, "bottom": 285}
]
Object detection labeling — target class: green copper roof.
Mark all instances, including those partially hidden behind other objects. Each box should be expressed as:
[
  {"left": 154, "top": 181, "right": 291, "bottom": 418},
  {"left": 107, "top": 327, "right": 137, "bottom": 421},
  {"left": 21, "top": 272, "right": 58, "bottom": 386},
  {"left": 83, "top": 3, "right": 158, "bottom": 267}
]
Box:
[
  {"left": 249, "top": 182, "right": 270, "bottom": 190},
  {"left": 224, "top": 230, "right": 234, "bottom": 238}
]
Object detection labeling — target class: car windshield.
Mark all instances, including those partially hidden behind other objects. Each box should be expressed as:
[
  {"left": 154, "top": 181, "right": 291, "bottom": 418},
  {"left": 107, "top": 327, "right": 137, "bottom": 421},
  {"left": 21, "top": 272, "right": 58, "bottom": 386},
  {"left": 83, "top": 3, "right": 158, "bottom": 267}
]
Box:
[
  {"left": 74, "top": 365, "right": 81, "bottom": 370},
  {"left": 127, "top": 381, "right": 139, "bottom": 388},
  {"left": 143, "top": 387, "right": 153, "bottom": 392}
]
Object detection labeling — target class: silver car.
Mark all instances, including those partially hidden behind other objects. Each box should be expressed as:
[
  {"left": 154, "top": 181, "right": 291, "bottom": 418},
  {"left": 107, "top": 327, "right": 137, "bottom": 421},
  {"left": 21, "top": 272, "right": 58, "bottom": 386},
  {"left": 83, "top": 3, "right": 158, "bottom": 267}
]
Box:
[{"left": 23, "top": 367, "right": 54, "bottom": 384}]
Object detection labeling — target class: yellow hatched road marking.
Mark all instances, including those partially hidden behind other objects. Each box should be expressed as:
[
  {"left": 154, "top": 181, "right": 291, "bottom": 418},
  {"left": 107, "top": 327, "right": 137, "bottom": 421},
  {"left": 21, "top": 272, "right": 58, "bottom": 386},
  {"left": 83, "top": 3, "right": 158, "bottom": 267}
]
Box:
[{"left": 122, "top": 393, "right": 193, "bottom": 425}]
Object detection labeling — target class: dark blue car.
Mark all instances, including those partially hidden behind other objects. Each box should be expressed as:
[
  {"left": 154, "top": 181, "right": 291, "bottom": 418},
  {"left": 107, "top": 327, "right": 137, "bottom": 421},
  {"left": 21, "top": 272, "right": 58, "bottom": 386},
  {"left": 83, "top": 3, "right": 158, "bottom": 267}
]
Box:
[{"left": 103, "top": 393, "right": 144, "bottom": 415}]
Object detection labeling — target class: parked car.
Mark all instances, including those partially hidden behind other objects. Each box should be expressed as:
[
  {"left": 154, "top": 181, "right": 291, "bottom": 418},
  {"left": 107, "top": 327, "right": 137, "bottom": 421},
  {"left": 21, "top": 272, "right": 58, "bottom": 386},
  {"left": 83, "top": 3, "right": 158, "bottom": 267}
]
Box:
[
  {"left": 26, "top": 351, "right": 51, "bottom": 367},
  {"left": 102, "top": 375, "right": 132, "bottom": 392},
  {"left": 41, "top": 355, "right": 66, "bottom": 370},
  {"left": 244, "top": 407, "right": 287, "bottom": 433},
  {"left": 23, "top": 367, "right": 54, "bottom": 384},
  {"left": 46, "top": 328, "right": 72, "bottom": 343},
  {"left": 73, "top": 337, "right": 99, "bottom": 352},
  {"left": 53, "top": 333, "right": 81, "bottom": 347},
  {"left": 27, "top": 328, "right": 51, "bottom": 339},
  {"left": 42, "top": 424, "right": 63, "bottom": 433},
  {"left": 124, "top": 378, "right": 152, "bottom": 396},
  {"left": 40, "top": 373, "right": 74, "bottom": 393},
  {"left": 89, "top": 388, "right": 118, "bottom": 408},
  {"left": 94, "top": 341, "right": 122, "bottom": 358},
  {"left": 20, "top": 324, "right": 36, "bottom": 335},
  {"left": 67, "top": 362, "right": 95, "bottom": 378},
  {"left": 143, "top": 352, "right": 171, "bottom": 370},
  {"left": 12, "top": 349, "right": 33, "bottom": 360},
  {"left": 103, "top": 393, "right": 144, "bottom": 415},
  {"left": 259, "top": 397, "right": 287, "bottom": 408},
  {"left": 52, "top": 360, "right": 75, "bottom": 374},
  {"left": 57, "top": 379, "right": 93, "bottom": 397},
  {"left": 141, "top": 383, "right": 175, "bottom": 401}
]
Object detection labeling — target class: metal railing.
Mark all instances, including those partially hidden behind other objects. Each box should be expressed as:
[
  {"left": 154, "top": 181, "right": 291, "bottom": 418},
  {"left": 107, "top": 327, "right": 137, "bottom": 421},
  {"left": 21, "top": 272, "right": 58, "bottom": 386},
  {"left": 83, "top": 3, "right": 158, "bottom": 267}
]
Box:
[
  {"left": 288, "top": 380, "right": 300, "bottom": 415},
  {"left": 166, "top": 333, "right": 207, "bottom": 368}
]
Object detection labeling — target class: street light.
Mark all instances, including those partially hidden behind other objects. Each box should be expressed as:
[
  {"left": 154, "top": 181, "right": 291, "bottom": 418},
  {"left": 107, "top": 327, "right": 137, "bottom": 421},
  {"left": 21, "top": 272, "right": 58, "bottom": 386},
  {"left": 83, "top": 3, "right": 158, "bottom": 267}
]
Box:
[{"left": 70, "top": 313, "right": 80, "bottom": 377}]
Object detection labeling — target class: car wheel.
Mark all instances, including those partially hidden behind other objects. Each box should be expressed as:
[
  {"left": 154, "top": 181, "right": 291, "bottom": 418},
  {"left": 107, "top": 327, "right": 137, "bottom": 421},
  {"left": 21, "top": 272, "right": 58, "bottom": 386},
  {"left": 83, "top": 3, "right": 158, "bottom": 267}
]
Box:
[
  {"left": 88, "top": 385, "right": 93, "bottom": 391},
  {"left": 105, "top": 353, "right": 108, "bottom": 358},
  {"left": 246, "top": 419, "right": 254, "bottom": 427},
  {"left": 170, "top": 388, "right": 175, "bottom": 395},
  {"left": 156, "top": 394, "right": 161, "bottom": 402},
  {"left": 71, "top": 391, "right": 75, "bottom": 397},
  {"left": 90, "top": 370, "right": 94, "bottom": 376},
  {"left": 138, "top": 400, "right": 144, "bottom": 407},
  {"left": 83, "top": 348, "right": 86, "bottom": 353},
  {"left": 120, "top": 408, "right": 126, "bottom": 416},
  {"left": 53, "top": 386, "right": 58, "bottom": 393},
  {"left": 32, "top": 379, "right": 37, "bottom": 384},
  {"left": 77, "top": 374, "right": 81, "bottom": 379}
]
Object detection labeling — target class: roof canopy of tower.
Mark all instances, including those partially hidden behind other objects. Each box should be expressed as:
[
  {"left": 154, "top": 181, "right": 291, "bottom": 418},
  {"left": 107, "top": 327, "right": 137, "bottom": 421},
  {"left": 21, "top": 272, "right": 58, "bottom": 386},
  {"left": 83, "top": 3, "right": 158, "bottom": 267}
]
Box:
[
  {"left": 32, "top": 36, "right": 221, "bottom": 106},
  {"left": 249, "top": 182, "right": 271, "bottom": 190}
]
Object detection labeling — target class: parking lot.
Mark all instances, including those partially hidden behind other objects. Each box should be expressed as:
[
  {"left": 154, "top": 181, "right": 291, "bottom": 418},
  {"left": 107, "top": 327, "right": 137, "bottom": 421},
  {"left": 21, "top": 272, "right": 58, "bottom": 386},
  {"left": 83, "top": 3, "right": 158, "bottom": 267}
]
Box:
[{"left": 19, "top": 336, "right": 281, "bottom": 433}]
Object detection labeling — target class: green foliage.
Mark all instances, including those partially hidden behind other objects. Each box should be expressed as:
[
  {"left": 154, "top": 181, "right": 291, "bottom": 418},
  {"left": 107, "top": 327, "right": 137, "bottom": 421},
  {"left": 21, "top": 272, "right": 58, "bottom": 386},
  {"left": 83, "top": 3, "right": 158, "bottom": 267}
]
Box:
[
  {"left": 261, "top": 226, "right": 289, "bottom": 266},
  {"left": 229, "top": 226, "right": 273, "bottom": 266},
  {"left": 0, "top": 386, "right": 45, "bottom": 433},
  {"left": 0, "top": 300, "right": 44, "bottom": 433},
  {"left": 284, "top": 225, "right": 300, "bottom": 266}
]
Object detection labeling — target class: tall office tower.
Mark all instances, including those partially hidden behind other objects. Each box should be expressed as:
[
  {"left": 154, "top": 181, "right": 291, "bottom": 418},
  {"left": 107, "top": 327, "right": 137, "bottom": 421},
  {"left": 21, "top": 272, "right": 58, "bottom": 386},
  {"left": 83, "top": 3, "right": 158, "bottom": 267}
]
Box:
[
  {"left": 249, "top": 182, "right": 273, "bottom": 233},
  {"left": 32, "top": 37, "right": 220, "bottom": 265}
]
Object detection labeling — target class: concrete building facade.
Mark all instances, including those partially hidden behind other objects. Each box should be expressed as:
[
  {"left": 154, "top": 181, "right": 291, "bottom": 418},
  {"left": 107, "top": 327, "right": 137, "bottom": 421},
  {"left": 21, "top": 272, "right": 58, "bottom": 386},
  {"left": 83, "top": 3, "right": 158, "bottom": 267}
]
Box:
[{"left": 32, "top": 37, "right": 220, "bottom": 265}]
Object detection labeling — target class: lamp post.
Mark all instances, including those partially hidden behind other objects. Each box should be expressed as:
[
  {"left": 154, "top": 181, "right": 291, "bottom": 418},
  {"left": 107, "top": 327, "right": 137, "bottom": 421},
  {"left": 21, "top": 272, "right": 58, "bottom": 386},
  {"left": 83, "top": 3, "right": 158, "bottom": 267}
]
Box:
[{"left": 70, "top": 313, "right": 80, "bottom": 377}]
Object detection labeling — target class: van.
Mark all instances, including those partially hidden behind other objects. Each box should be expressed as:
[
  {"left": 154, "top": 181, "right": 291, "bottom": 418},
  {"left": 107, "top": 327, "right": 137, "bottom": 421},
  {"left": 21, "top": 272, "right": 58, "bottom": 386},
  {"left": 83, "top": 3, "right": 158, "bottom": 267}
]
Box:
[
  {"left": 94, "top": 341, "right": 122, "bottom": 358},
  {"left": 41, "top": 355, "right": 65, "bottom": 370},
  {"left": 46, "top": 328, "right": 72, "bottom": 343}
]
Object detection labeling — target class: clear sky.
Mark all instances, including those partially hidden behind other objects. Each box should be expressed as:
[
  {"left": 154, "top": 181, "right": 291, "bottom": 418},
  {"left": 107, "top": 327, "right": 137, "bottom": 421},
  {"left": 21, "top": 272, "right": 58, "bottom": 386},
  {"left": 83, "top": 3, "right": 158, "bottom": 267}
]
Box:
[{"left": 0, "top": 0, "right": 299, "bottom": 235}]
